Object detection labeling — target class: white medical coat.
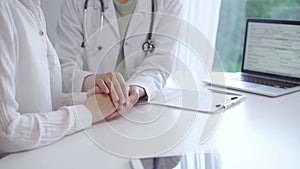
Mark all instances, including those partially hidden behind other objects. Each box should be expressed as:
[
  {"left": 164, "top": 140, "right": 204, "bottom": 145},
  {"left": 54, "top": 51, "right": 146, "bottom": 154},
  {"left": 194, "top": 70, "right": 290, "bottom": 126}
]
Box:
[
  {"left": 55, "top": 0, "right": 182, "bottom": 100},
  {"left": 0, "top": 0, "right": 92, "bottom": 154}
]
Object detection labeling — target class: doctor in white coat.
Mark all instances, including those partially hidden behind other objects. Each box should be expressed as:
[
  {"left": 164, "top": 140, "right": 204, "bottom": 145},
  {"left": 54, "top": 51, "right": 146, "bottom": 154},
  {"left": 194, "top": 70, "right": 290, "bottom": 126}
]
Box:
[
  {"left": 55, "top": 0, "right": 182, "bottom": 118},
  {"left": 0, "top": 0, "right": 117, "bottom": 155}
]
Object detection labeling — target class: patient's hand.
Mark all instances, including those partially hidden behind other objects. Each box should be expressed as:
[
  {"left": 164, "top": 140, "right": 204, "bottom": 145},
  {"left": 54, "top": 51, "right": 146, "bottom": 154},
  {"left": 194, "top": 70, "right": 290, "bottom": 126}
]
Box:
[
  {"left": 82, "top": 72, "right": 129, "bottom": 111},
  {"left": 85, "top": 85, "right": 146, "bottom": 121},
  {"left": 105, "top": 85, "right": 146, "bottom": 120},
  {"left": 84, "top": 94, "right": 117, "bottom": 123}
]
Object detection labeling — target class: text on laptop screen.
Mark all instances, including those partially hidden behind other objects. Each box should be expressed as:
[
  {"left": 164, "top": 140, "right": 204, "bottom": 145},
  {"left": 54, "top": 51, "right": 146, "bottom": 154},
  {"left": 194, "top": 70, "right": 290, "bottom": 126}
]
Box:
[{"left": 244, "top": 21, "right": 300, "bottom": 78}]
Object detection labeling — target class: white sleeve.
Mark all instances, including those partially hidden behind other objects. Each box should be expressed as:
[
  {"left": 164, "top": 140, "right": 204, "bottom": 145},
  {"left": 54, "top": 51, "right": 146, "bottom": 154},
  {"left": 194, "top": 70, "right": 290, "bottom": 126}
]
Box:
[
  {"left": 128, "top": 0, "right": 182, "bottom": 101},
  {"left": 0, "top": 106, "right": 92, "bottom": 154},
  {"left": 0, "top": 4, "right": 92, "bottom": 154},
  {"left": 54, "top": 0, "right": 92, "bottom": 93}
]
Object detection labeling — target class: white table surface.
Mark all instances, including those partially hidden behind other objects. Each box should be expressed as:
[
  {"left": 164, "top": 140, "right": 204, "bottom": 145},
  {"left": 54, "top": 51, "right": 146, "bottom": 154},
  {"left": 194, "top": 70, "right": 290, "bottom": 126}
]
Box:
[{"left": 0, "top": 88, "right": 299, "bottom": 169}]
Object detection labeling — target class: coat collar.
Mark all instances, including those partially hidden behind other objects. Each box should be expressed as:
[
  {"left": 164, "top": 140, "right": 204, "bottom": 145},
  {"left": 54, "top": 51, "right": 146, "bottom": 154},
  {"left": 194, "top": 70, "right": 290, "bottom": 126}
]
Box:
[
  {"left": 101, "top": 0, "right": 153, "bottom": 38},
  {"left": 18, "top": 0, "right": 40, "bottom": 7},
  {"left": 18, "top": 0, "right": 41, "bottom": 15},
  {"left": 32, "top": 0, "right": 40, "bottom": 5}
]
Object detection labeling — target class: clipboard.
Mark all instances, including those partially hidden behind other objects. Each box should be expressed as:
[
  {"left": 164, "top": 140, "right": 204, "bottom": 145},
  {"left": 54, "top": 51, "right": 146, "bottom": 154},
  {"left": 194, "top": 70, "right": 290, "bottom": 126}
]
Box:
[{"left": 139, "top": 88, "right": 245, "bottom": 113}]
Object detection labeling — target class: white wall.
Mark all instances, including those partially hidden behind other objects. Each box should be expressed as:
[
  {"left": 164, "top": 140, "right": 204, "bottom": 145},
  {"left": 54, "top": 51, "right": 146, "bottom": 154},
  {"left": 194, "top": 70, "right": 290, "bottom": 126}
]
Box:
[{"left": 41, "top": 0, "right": 63, "bottom": 43}]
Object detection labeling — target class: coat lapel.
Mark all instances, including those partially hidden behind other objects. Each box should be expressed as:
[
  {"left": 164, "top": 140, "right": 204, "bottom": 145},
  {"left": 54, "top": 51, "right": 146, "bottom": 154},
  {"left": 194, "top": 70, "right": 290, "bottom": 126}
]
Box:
[
  {"left": 126, "top": 0, "right": 152, "bottom": 38},
  {"left": 102, "top": 0, "right": 120, "bottom": 38}
]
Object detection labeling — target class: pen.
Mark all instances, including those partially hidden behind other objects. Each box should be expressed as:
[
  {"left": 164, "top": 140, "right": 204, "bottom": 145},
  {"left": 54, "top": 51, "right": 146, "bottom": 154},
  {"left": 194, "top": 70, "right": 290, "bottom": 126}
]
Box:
[
  {"left": 223, "top": 95, "right": 246, "bottom": 109},
  {"left": 208, "top": 88, "right": 242, "bottom": 96}
]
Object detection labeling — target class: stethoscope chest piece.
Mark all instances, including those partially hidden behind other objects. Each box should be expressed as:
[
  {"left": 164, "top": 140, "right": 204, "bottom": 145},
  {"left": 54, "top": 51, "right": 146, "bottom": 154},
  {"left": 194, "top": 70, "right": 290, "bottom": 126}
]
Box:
[{"left": 142, "top": 40, "right": 156, "bottom": 54}]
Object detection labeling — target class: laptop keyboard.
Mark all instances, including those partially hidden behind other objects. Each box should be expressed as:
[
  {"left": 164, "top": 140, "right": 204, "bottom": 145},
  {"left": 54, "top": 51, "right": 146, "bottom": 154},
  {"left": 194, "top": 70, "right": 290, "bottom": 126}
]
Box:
[{"left": 238, "top": 75, "right": 299, "bottom": 89}]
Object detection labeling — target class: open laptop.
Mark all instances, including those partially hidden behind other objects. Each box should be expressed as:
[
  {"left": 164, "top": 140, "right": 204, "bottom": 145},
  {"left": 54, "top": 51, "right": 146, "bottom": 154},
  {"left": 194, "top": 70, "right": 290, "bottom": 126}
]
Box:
[{"left": 205, "top": 18, "right": 300, "bottom": 97}]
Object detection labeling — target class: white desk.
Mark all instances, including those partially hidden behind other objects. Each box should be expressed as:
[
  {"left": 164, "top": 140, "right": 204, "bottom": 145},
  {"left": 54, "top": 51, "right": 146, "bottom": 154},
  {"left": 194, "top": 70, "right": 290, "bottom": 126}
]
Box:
[{"left": 0, "top": 90, "right": 299, "bottom": 169}]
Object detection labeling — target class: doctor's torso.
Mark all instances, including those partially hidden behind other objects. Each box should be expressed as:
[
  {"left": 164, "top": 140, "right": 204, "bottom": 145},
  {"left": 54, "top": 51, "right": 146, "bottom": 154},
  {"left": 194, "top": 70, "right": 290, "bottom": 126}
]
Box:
[{"left": 57, "top": 0, "right": 155, "bottom": 75}]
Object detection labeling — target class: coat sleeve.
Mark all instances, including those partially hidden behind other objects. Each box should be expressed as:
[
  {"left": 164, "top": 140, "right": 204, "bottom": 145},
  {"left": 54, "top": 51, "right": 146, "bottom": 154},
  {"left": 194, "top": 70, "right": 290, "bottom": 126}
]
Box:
[
  {"left": 0, "top": 2, "right": 92, "bottom": 154},
  {"left": 127, "top": 0, "right": 182, "bottom": 101},
  {"left": 55, "top": 0, "right": 92, "bottom": 93}
]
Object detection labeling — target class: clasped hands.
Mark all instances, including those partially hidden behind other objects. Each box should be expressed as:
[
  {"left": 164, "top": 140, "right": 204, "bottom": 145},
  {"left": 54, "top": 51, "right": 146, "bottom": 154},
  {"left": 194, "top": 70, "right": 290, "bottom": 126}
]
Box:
[{"left": 83, "top": 72, "right": 146, "bottom": 123}]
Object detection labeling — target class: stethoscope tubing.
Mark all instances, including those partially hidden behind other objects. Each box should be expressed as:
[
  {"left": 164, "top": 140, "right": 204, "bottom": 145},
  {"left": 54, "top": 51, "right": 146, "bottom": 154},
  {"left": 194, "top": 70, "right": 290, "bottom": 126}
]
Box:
[{"left": 147, "top": 0, "right": 156, "bottom": 42}]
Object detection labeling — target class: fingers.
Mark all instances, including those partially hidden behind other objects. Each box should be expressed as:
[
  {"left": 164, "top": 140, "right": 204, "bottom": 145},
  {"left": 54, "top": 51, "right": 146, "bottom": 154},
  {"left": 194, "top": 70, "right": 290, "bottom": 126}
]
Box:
[
  {"left": 105, "top": 110, "right": 120, "bottom": 121},
  {"left": 111, "top": 76, "right": 125, "bottom": 104},
  {"left": 95, "top": 78, "right": 109, "bottom": 94},
  {"left": 86, "top": 86, "right": 104, "bottom": 97},
  {"left": 84, "top": 75, "right": 109, "bottom": 95},
  {"left": 87, "top": 80, "right": 109, "bottom": 97},
  {"left": 98, "top": 72, "right": 129, "bottom": 111},
  {"left": 82, "top": 74, "right": 97, "bottom": 92},
  {"left": 102, "top": 86, "right": 147, "bottom": 121},
  {"left": 116, "top": 73, "right": 130, "bottom": 104},
  {"left": 104, "top": 86, "right": 140, "bottom": 121},
  {"left": 128, "top": 86, "right": 140, "bottom": 105},
  {"left": 106, "top": 79, "right": 120, "bottom": 109},
  {"left": 84, "top": 73, "right": 130, "bottom": 106}
]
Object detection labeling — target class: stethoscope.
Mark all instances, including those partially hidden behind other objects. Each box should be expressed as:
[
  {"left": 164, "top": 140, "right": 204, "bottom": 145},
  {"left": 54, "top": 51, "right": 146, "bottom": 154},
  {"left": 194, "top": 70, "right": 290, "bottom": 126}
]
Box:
[{"left": 82, "top": 0, "right": 157, "bottom": 54}]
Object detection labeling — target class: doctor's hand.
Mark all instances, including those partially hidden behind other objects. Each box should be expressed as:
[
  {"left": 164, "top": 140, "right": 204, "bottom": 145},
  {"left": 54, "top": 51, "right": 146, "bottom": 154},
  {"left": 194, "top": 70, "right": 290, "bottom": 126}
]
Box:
[
  {"left": 82, "top": 72, "right": 129, "bottom": 111},
  {"left": 105, "top": 85, "right": 146, "bottom": 121}
]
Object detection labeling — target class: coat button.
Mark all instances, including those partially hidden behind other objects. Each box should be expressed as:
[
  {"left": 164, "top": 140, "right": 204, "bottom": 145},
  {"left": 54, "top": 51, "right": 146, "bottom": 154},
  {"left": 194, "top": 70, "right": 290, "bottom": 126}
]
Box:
[
  {"left": 6, "top": 128, "right": 11, "bottom": 135},
  {"left": 39, "top": 31, "right": 44, "bottom": 36},
  {"left": 98, "top": 46, "right": 102, "bottom": 50}
]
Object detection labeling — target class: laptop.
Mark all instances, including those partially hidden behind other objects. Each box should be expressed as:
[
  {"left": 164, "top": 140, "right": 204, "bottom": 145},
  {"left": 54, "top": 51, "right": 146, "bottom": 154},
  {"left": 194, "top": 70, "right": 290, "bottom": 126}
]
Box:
[{"left": 205, "top": 18, "right": 300, "bottom": 97}]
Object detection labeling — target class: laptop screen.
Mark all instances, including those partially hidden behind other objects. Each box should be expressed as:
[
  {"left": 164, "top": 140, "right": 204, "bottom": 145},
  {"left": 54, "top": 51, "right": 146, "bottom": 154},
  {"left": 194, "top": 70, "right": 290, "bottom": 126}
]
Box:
[{"left": 242, "top": 19, "right": 300, "bottom": 79}]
